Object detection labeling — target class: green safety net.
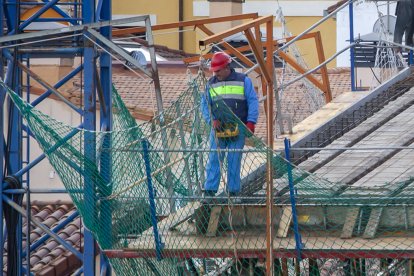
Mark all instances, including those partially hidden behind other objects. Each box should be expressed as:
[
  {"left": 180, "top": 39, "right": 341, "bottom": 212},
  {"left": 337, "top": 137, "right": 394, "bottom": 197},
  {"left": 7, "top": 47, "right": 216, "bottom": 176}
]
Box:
[{"left": 2, "top": 69, "right": 414, "bottom": 275}]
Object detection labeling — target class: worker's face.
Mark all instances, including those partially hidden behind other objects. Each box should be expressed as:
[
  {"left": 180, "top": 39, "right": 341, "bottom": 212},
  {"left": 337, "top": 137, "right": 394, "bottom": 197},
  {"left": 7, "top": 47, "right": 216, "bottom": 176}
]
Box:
[{"left": 213, "top": 66, "right": 231, "bottom": 81}]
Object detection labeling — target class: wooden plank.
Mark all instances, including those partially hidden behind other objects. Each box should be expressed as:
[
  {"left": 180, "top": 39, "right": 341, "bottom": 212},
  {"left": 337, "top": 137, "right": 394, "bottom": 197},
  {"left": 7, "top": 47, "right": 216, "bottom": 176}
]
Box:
[
  {"left": 199, "top": 15, "right": 274, "bottom": 47},
  {"left": 206, "top": 206, "right": 222, "bottom": 237},
  {"left": 314, "top": 31, "right": 332, "bottom": 102},
  {"left": 277, "top": 207, "right": 292, "bottom": 238},
  {"left": 363, "top": 208, "right": 383, "bottom": 239},
  {"left": 341, "top": 207, "right": 360, "bottom": 238},
  {"left": 128, "top": 234, "right": 414, "bottom": 253},
  {"left": 112, "top": 13, "right": 259, "bottom": 36}
]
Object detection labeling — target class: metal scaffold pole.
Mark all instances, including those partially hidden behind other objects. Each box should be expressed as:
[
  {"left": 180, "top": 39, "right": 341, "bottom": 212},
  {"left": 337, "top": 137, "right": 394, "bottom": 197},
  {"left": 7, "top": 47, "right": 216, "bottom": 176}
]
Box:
[
  {"left": 265, "top": 19, "right": 275, "bottom": 276},
  {"left": 0, "top": 0, "right": 113, "bottom": 275}
]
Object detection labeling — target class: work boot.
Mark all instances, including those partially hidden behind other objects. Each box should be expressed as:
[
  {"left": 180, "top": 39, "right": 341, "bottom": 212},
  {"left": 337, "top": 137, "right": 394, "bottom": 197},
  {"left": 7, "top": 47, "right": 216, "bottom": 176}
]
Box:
[
  {"left": 204, "top": 190, "right": 216, "bottom": 197},
  {"left": 203, "top": 190, "right": 216, "bottom": 203},
  {"left": 228, "top": 192, "right": 242, "bottom": 204}
]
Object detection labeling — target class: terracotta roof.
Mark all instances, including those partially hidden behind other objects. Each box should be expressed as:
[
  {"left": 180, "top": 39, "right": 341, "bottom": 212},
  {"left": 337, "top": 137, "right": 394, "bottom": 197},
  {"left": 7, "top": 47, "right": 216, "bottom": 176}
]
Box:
[
  {"left": 61, "top": 67, "right": 352, "bottom": 141},
  {"left": 32, "top": 64, "right": 351, "bottom": 138},
  {"left": 100, "top": 67, "right": 351, "bottom": 140},
  {"left": 3, "top": 201, "right": 84, "bottom": 276}
]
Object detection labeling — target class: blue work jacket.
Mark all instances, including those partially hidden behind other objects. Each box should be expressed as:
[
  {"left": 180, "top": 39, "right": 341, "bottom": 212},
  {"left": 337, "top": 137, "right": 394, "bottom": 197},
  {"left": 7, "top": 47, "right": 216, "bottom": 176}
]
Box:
[{"left": 201, "top": 70, "right": 259, "bottom": 125}]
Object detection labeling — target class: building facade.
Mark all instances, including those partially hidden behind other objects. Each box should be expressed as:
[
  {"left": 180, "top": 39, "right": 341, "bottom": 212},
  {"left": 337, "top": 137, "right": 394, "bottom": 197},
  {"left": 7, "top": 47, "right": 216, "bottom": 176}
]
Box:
[{"left": 113, "top": 0, "right": 338, "bottom": 67}]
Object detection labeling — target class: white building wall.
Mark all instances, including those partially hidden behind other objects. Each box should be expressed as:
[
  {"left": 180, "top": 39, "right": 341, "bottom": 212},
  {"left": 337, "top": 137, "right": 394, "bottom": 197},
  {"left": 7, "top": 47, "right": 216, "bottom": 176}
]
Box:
[
  {"left": 336, "top": 2, "right": 397, "bottom": 67},
  {"left": 24, "top": 95, "right": 82, "bottom": 201},
  {"left": 193, "top": 0, "right": 337, "bottom": 17},
  {"left": 5, "top": 94, "right": 144, "bottom": 201}
]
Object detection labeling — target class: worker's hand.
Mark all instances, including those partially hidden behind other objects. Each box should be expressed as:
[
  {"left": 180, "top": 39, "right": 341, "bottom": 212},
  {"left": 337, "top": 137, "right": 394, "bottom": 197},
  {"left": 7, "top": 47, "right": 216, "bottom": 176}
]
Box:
[
  {"left": 246, "top": 121, "right": 255, "bottom": 134},
  {"left": 213, "top": 120, "right": 221, "bottom": 130}
]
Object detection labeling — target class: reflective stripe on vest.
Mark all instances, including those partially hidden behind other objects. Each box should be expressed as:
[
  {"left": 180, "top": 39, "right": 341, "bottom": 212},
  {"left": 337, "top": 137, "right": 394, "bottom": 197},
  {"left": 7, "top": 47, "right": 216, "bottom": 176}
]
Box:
[{"left": 209, "top": 81, "right": 245, "bottom": 101}]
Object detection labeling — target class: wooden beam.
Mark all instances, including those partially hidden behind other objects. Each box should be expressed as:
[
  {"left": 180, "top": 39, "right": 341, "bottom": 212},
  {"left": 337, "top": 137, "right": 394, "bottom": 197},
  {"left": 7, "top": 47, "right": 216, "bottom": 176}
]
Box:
[
  {"left": 244, "top": 28, "right": 271, "bottom": 83},
  {"left": 196, "top": 24, "right": 261, "bottom": 74},
  {"left": 182, "top": 32, "right": 319, "bottom": 64},
  {"left": 254, "top": 25, "right": 265, "bottom": 63},
  {"left": 265, "top": 18, "right": 275, "bottom": 275},
  {"left": 284, "top": 32, "right": 317, "bottom": 43},
  {"left": 363, "top": 208, "right": 383, "bottom": 239},
  {"left": 278, "top": 51, "right": 326, "bottom": 91},
  {"left": 277, "top": 207, "right": 293, "bottom": 238},
  {"left": 314, "top": 31, "right": 332, "bottom": 102},
  {"left": 206, "top": 206, "right": 222, "bottom": 237},
  {"left": 112, "top": 13, "right": 259, "bottom": 36},
  {"left": 105, "top": 236, "right": 414, "bottom": 259},
  {"left": 199, "top": 15, "right": 273, "bottom": 47},
  {"left": 341, "top": 207, "right": 360, "bottom": 239}
]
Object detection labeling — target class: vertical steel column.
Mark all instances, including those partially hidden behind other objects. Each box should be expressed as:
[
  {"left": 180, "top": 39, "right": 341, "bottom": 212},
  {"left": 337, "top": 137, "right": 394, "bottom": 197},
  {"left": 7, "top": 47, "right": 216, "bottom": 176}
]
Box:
[
  {"left": 0, "top": 5, "right": 4, "bottom": 270},
  {"left": 265, "top": 19, "right": 275, "bottom": 276},
  {"left": 349, "top": 1, "right": 356, "bottom": 91},
  {"left": 284, "top": 138, "right": 303, "bottom": 262},
  {"left": 5, "top": 49, "right": 23, "bottom": 276},
  {"left": 83, "top": 0, "right": 97, "bottom": 274},
  {"left": 142, "top": 139, "right": 164, "bottom": 261},
  {"left": 0, "top": 1, "right": 4, "bottom": 272},
  {"left": 98, "top": 0, "right": 112, "bottom": 274},
  {"left": 145, "top": 17, "right": 176, "bottom": 212},
  {"left": 4, "top": 22, "right": 23, "bottom": 276},
  {"left": 175, "top": 102, "right": 193, "bottom": 194},
  {"left": 3, "top": 0, "right": 17, "bottom": 33}
]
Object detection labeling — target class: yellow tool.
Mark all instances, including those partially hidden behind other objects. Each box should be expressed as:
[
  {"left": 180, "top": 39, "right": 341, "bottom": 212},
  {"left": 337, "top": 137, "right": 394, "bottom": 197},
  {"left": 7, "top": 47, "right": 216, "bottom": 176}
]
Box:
[{"left": 216, "top": 123, "right": 239, "bottom": 138}]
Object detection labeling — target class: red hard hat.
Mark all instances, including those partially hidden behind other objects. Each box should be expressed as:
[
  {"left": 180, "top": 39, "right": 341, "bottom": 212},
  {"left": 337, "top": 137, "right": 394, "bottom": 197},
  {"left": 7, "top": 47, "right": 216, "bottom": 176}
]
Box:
[{"left": 210, "top": 52, "right": 231, "bottom": 72}]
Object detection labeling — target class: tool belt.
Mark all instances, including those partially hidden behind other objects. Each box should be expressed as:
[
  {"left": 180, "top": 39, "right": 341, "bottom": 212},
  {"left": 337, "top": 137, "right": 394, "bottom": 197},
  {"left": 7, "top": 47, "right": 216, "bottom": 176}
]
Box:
[{"left": 215, "top": 123, "right": 239, "bottom": 138}]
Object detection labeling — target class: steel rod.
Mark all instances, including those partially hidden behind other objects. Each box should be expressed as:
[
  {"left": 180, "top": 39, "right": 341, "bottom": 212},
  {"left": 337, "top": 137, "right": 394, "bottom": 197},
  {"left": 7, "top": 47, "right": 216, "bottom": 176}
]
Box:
[
  {"left": 12, "top": 124, "right": 82, "bottom": 178},
  {"left": 0, "top": 15, "right": 151, "bottom": 44},
  {"left": 22, "top": 210, "right": 79, "bottom": 257},
  {"left": 142, "top": 139, "right": 164, "bottom": 260},
  {"left": 284, "top": 138, "right": 303, "bottom": 261}
]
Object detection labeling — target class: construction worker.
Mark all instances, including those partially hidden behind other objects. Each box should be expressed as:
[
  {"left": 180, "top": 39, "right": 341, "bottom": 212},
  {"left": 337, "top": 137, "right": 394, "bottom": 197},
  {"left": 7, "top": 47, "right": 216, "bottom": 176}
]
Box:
[
  {"left": 394, "top": 0, "right": 414, "bottom": 51},
  {"left": 201, "top": 51, "right": 259, "bottom": 197}
]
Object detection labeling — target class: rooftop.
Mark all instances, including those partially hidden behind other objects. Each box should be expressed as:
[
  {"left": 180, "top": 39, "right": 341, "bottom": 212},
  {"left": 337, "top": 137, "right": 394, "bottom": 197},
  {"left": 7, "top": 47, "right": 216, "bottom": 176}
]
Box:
[{"left": 3, "top": 201, "right": 83, "bottom": 276}]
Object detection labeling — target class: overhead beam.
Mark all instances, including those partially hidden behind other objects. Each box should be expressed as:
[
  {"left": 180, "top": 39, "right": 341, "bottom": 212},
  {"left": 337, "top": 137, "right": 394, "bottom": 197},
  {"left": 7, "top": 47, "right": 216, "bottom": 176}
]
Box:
[
  {"left": 199, "top": 15, "right": 273, "bottom": 47},
  {"left": 187, "top": 30, "right": 331, "bottom": 103},
  {"left": 244, "top": 28, "right": 271, "bottom": 83},
  {"left": 196, "top": 24, "right": 261, "bottom": 74},
  {"left": 314, "top": 31, "right": 332, "bottom": 102},
  {"left": 112, "top": 13, "right": 259, "bottom": 36},
  {"left": 278, "top": 51, "right": 326, "bottom": 91},
  {"left": 0, "top": 15, "right": 150, "bottom": 44},
  {"left": 85, "top": 28, "right": 153, "bottom": 78}
]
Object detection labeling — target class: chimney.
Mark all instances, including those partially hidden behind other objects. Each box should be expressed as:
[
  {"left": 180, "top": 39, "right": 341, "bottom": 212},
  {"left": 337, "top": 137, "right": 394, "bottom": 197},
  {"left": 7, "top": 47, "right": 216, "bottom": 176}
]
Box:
[{"left": 208, "top": 0, "right": 244, "bottom": 33}]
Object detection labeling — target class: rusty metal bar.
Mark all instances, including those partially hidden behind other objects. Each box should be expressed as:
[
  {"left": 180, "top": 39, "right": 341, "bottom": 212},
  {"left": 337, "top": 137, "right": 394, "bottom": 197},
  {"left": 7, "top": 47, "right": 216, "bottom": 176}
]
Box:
[
  {"left": 314, "top": 31, "right": 332, "bottom": 102},
  {"left": 196, "top": 24, "right": 261, "bottom": 74},
  {"left": 244, "top": 28, "right": 271, "bottom": 83},
  {"left": 265, "top": 18, "right": 275, "bottom": 276},
  {"left": 199, "top": 15, "right": 273, "bottom": 47},
  {"left": 278, "top": 51, "right": 326, "bottom": 91},
  {"left": 183, "top": 32, "right": 318, "bottom": 64},
  {"left": 112, "top": 13, "right": 259, "bottom": 36}
]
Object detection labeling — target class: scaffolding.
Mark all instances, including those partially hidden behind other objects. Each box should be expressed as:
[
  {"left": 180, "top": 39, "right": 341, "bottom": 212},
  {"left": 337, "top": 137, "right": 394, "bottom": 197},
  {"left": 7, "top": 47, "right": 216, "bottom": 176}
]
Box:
[{"left": 2, "top": 0, "right": 414, "bottom": 275}]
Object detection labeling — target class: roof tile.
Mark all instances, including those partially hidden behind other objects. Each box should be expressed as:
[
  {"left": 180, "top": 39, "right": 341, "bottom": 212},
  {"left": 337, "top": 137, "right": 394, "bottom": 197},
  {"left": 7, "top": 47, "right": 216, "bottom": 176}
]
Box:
[{"left": 3, "top": 203, "right": 84, "bottom": 276}]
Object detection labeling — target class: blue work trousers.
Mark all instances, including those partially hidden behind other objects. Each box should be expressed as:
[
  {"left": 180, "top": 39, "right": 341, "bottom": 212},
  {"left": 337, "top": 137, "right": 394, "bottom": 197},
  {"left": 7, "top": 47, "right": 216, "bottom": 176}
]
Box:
[{"left": 204, "top": 130, "right": 245, "bottom": 194}]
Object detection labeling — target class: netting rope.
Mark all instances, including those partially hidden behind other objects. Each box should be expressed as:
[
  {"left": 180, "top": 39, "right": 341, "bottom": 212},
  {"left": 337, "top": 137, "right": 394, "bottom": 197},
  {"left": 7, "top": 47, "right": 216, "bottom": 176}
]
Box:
[{"left": 2, "top": 68, "right": 414, "bottom": 274}]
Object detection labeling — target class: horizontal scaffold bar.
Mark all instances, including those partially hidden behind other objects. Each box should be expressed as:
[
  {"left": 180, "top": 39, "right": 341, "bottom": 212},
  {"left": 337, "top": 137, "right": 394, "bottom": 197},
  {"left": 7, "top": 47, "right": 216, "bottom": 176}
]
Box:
[{"left": 104, "top": 247, "right": 414, "bottom": 260}]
